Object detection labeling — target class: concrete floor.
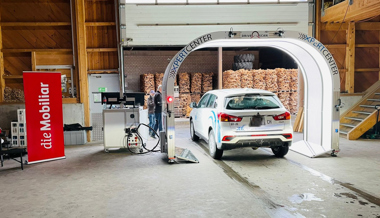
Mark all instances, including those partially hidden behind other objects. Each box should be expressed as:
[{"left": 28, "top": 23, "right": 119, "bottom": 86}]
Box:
[{"left": 1, "top": 120, "right": 380, "bottom": 218}]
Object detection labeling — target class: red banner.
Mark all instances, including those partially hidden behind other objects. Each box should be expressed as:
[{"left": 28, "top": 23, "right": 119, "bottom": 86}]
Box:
[{"left": 23, "top": 72, "right": 65, "bottom": 164}]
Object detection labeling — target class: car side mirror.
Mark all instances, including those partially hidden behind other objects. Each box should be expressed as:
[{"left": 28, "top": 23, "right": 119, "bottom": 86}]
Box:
[{"left": 190, "top": 102, "right": 197, "bottom": 108}]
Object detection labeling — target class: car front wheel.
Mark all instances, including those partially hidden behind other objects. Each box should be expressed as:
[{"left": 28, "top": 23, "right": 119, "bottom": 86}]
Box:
[
  {"left": 190, "top": 120, "right": 199, "bottom": 141},
  {"left": 208, "top": 130, "right": 223, "bottom": 159},
  {"left": 271, "top": 145, "right": 289, "bottom": 158}
]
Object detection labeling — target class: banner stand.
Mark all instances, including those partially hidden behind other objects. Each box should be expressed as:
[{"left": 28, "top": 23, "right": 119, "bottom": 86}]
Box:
[
  {"left": 26, "top": 156, "right": 66, "bottom": 165},
  {"left": 23, "top": 71, "right": 66, "bottom": 164}
]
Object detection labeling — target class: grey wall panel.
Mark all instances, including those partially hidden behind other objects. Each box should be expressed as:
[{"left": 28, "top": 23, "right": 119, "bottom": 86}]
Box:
[{"left": 124, "top": 4, "right": 308, "bottom": 45}]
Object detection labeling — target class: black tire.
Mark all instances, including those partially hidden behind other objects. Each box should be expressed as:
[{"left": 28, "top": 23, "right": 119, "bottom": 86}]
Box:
[
  {"left": 190, "top": 120, "right": 199, "bottom": 141},
  {"left": 271, "top": 145, "right": 289, "bottom": 157},
  {"left": 208, "top": 130, "right": 223, "bottom": 159},
  {"left": 233, "top": 62, "right": 253, "bottom": 70},
  {"left": 234, "top": 54, "right": 255, "bottom": 63}
]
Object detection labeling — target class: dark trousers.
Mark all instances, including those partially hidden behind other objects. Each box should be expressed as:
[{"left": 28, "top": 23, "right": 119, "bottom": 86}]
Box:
[{"left": 153, "top": 112, "right": 162, "bottom": 134}]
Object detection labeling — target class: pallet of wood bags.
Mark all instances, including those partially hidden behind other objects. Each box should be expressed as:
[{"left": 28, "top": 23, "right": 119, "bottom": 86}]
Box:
[
  {"left": 4, "top": 87, "right": 25, "bottom": 102},
  {"left": 265, "top": 69, "right": 278, "bottom": 92},
  {"left": 143, "top": 95, "right": 149, "bottom": 110},
  {"left": 179, "top": 72, "right": 190, "bottom": 93},
  {"left": 202, "top": 72, "right": 213, "bottom": 93},
  {"left": 240, "top": 69, "right": 254, "bottom": 88},
  {"left": 252, "top": 69, "right": 266, "bottom": 90},
  {"left": 223, "top": 70, "right": 241, "bottom": 89},
  {"left": 191, "top": 73, "right": 202, "bottom": 93},
  {"left": 277, "top": 93, "right": 290, "bottom": 111},
  {"left": 276, "top": 68, "right": 290, "bottom": 91},
  {"left": 289, "top": 69, "right": 298, "bottom": 91},
  {"left": 289, "top": 92, "right": 298, "bottom": 114},
  {"left": 179, "top": 93, "right": 191, "bottom": 117},
  {"left": 190, "top": 93, "right": 202, "bottom": 104},
  {"left": 140, "top": 73, "right": 155, "bottom": 94},
  {"left": 155, "top": 73, "right": 164, "bottom": 90}
]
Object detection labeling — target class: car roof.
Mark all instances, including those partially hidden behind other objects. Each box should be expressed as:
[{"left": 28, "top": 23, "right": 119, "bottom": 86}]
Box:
[{"left": 206, "top": 88, "right": 276, "bottom": 97}]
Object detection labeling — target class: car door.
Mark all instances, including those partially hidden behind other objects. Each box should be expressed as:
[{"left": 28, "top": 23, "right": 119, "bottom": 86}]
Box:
[
  {"left": 202, "top": 94, "right": 218, "bottom": 138},
  {"left": 193, "top": 94, "right": 210, "bottom": 139}
]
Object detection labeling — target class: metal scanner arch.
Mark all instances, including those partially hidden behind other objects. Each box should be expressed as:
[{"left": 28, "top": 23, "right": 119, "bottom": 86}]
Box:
[{"left": 161, "top": 30, "right": 341, "bottom": 160}]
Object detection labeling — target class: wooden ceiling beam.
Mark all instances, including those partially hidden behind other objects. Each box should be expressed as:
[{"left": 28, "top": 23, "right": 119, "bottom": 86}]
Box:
[
  {"left": 322, "top": 0, "right": 380, "bottom": 23},
  {"left": 0, "top": 22, "right": 71, "bottom": 27},
  {"left": 321, "top": 22, "right": 380, "bottom": 31}
]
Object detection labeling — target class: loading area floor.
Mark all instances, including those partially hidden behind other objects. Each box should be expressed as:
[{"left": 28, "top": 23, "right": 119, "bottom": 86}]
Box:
[{"left": 1, "top": 121, "right": 380, "bottom": 218}]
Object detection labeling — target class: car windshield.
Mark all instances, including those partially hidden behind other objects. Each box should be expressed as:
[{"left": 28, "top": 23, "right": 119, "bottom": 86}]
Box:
[{"left": 225, "top": 95, "right": 281, "bottom": 110}]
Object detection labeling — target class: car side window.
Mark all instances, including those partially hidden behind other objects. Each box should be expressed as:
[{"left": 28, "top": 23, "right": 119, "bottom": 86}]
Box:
[
  {"left": 206, "top": 94, "right": 217, "bottom": 108},
  {"left": 198, "top": 94, "right": 210, "bottom": 108}
]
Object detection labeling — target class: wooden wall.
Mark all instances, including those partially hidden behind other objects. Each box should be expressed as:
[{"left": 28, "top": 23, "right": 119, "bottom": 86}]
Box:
[
  {"left": 317, "top": 0, "right": 380, "bottom": 93},
  {"left": 0, "top": 0, "right": 118, "bottom": 141},
  {"left": 0, "top": 0, "right": 75, "bottom": 102},
  {"left": 0, "top": 0, "right": 118, "bottom": 102}
]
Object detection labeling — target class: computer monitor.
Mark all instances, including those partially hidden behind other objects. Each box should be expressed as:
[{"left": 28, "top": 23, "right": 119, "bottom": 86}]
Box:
[
  {"left": 124, "top": 92, "right": 145, "bottom": 107},
  {"left": 101, "top": 92, "right": 124, "bottom": 105},
  {"left": 101, "top": 92, "right": 145, "bottom": 108}
]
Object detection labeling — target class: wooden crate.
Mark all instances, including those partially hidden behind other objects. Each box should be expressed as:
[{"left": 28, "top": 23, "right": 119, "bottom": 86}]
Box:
[
  {"left": 240, "top": 69, "right": 254, "bottom": 88},
  {"left": 155, "top": 73, "right": 164, "bottom": 90},
  {"left": 289, "top": 92, "right": 298, "bottom": 114},
  {"left": 140, "top": 73, "right": 155, "bottom": 94},
  {"left": 191, "top": 73, "right": 202, "bottom": 93},
  {"left": 289, "top": 69, "right": 298, "bottom": 91},
  {"left": 276, "top": 68, "right": 290, "bottom": 91},
  {"left": 252, "top": 69, "right": 266, "bottom": 90},
  {"left": 223, "top": 70, "right": 241, "bottom": 89},
  {"left": 179, "top": 93, "right": 191, "bottom": 116},
  {"left": 179, "top": 73, "right": 190, "bottom": 93},
  {"left": 202, "top": 72, "right": 213, "bottom": 93},
  {"left": 265, "top": 69, "right": 278, "bottom": 92}
]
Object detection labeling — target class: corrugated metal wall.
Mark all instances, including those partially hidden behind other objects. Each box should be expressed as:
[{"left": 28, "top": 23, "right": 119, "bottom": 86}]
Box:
[{"left": 124, "top": 3, "right": 309, "bottom": 46}]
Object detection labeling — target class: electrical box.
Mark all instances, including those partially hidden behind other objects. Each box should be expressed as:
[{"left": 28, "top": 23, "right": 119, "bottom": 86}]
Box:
[{"left": 61, "top": 75, "right": 67, "bottom": 93}]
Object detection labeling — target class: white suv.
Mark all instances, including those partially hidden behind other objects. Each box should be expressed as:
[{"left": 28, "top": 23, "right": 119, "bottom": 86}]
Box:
[{"left": 189, "top": 88, "right": 293, "bottom": 159}]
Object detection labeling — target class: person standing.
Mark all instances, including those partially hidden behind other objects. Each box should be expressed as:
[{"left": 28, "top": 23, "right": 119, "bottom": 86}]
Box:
[
  {"left": 153, "top": 85, "right": 163, "bottom": 136},
  {"left": 147, "top": 90, "right": 155, "bottom": 137}
]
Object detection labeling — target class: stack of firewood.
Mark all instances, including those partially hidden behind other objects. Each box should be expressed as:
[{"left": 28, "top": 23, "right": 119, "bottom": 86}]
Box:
[
  {"left": 179, "top": 93, "right": 191, "bottom": 116},
  {"left": 179, "top": 72, "right": 190, "bottom": 93},
  {"left": 191, "top": 93, "right": 202, "bottom": 104},
  {"left": 140, "top": 73, "right": 155, "bottom": 93},
  {"left": 202, "top": 72, "right": 213, "bottom": 93},
  {"left": 277, "top": 93, "right": 290, "bottom": 111},
  {"left": 265, "top": 70, "right": 278, "bottom": 92},
  {"left": 155, "top": 73, "right": 164, "bottom": 90},
  {"left": 223, "top": 70, "right": 241, "bottom": 89},
  {"left": 4, "top": 87, "right": 25, "bottom": 102},
  {"left": 276, "top": 68, "right": 290, "bottom": 91},
  {"left": 143, "top": 95, "right": 149, "bottom": 110},
  {"left": 289, "top": 92, "right": 298, "bottom": 114},
  {"left": 191, "top": 73, "right": 202, "bottom": 93},
  {"left": 240, "top": 69, "right": 254, "bottom": 88},
  {"left": 289, "top": 69, "right": 298, "bottom": 91},
  {"left": 253, "top": 69, "right": 266, "bottom": 90}
]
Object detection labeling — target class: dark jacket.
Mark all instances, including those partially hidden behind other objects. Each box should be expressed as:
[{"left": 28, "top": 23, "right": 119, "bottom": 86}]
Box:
[
  {"left": 148, "top": 95, "right": 155, "bottom": 114},
  {"left": 154, "top": 91, "right": 162, "bottom": 113}
]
